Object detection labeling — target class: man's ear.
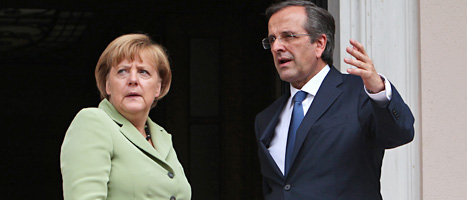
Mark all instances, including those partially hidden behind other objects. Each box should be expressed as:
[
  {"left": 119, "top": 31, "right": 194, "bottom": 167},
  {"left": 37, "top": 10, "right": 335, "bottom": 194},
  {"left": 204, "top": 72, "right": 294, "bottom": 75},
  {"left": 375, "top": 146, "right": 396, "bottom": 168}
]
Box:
[{"left": 314, "top": 34, "right": 327, "bottom": 58}]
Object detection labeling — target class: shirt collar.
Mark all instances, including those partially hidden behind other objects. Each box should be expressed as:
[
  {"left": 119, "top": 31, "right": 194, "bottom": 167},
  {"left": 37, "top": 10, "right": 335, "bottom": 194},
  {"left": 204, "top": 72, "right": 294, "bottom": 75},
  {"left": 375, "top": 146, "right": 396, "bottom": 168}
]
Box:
[{"left": 290, "top": 65, "right": 330, "bottom": 99}]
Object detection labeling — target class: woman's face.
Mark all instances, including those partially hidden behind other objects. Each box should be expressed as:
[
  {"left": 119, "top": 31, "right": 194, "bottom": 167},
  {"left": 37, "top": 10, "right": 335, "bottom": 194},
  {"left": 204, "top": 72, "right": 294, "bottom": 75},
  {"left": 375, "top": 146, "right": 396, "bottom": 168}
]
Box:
[{"left": 106, "top": 53, "right": 161, "bottom": 118}]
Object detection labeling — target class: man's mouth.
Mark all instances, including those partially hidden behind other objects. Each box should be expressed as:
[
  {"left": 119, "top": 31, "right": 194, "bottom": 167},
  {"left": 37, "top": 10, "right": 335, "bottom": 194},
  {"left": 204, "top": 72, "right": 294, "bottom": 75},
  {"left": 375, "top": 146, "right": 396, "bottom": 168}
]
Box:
[{"left": 278, "top": 57, "right": 292, "bottom": 65}]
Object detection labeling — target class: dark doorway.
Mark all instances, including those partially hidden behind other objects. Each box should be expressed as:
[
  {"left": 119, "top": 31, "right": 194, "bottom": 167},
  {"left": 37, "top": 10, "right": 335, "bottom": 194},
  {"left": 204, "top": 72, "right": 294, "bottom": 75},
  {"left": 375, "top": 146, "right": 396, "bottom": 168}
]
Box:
[{"left": 1, "top": 0, "right": 327, "bottom": 199}]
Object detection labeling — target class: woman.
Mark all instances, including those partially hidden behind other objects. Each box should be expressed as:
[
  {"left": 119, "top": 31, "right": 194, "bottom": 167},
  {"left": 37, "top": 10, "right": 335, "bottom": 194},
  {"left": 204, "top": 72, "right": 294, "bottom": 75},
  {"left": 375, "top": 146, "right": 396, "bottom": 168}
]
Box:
[{"left": 60, "top": 33, "right": 191, "bottom": 200}]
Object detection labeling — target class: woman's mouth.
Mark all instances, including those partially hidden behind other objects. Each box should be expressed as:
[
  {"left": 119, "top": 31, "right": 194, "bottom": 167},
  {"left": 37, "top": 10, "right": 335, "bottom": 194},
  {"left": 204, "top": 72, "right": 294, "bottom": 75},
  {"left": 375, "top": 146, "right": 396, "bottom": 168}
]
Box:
[{"left": 126, "top": 92, "right": 141, "bottom": 97}]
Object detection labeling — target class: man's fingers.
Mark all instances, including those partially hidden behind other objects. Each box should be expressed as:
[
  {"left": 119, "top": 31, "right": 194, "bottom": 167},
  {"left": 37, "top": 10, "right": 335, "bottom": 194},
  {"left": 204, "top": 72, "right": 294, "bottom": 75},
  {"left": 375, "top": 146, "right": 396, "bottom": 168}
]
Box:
[
  {"left": 349, "top": 39, "right": 367, "bottom": 56},
  {"left": 346, "top": 46, "right": 370, "bottom": 64},
  {"left": 344, "top": 57, "right": 367, "bottom": 70},
  {"left": 346, "top": 67, "right": 364, "bottom": 76}
]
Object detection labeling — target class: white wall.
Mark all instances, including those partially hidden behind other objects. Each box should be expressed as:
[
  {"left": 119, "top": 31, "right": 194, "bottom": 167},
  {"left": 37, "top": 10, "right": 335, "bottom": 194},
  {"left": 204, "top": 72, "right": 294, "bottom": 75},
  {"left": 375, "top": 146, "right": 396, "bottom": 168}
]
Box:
[
  {"left": 420, "top": 0, "right": 467, "bottom": 199},
  {"left": 333, "top": 0, "right": 421, "bottom": 199}
]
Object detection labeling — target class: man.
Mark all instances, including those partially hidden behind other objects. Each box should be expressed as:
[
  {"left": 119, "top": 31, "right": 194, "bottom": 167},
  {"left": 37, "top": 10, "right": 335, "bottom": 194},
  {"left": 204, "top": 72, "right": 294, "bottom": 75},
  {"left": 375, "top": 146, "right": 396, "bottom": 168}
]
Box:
[{"left": 254, "top": 1, "right": 415, "bottom": 199}]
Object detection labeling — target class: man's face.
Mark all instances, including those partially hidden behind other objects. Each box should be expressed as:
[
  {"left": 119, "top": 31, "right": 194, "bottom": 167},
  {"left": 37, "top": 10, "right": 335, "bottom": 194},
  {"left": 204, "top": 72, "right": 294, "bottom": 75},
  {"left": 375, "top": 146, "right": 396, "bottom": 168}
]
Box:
[{"left": 268, "top": 6, "right": 324, "bottom": 89}]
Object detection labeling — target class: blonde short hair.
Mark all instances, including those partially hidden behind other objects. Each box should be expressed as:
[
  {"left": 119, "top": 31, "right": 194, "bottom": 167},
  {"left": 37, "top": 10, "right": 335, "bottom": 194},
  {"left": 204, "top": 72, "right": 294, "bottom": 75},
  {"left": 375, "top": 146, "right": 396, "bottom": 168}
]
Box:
[{"left": 95, "top": 33, "right": 171, "bottom": 108}]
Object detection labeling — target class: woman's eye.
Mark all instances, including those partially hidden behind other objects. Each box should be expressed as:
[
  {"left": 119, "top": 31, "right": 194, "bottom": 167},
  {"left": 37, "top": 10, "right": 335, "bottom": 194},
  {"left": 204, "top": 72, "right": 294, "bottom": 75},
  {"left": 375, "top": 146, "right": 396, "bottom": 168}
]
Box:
[
  {"left": 117, "top": 69, "right": 127, "bottom": 74},
  {"left": 139, "top": 70, "right": 151, "bottom": 77}
]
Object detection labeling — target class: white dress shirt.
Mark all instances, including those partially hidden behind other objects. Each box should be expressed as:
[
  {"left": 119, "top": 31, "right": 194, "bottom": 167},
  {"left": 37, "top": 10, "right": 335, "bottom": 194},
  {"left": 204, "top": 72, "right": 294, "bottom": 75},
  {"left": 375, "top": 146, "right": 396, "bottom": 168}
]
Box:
[{"left": 268, "top": 65, "right": 392, "bottom": 175}]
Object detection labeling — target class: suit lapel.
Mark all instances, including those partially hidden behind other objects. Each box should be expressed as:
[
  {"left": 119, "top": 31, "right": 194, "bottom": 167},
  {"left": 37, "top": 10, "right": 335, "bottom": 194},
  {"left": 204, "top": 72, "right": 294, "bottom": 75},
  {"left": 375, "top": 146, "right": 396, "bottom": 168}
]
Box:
[
  {"left": 258, "top": 94, "right": 289, "bottom": 178},
  {"left": 289, "top": 67, "right": 343, "bottom": 170},
  {"left": 259, "top": 94, "right": 289, "bottom": 147}
]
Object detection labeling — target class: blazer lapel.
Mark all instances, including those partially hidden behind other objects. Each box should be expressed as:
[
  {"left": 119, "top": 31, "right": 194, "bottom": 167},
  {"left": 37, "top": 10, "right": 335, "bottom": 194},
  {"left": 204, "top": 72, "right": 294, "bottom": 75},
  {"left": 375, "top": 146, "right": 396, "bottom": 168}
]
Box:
[
  {"left": 118, "top": 123, "right": 165, "bottom": 159},
  {"left": 289, "top": 67, "right": 343, "bottom": 169},
  {"left": 119, "top": 119, "right": 175, "bottom": 173},
  {"left": 146, "top": 118, "right": 171, "bottom": 161},
  {"left": 98, "top": 99, "right": 171, "bottom": 170}
]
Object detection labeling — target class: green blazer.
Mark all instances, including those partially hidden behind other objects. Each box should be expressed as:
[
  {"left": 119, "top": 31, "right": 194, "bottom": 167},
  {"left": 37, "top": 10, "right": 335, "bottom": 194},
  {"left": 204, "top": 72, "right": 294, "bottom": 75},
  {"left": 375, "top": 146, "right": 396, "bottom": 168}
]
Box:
[{"left": 61, "top": 99, "right": 191, "bottom": 200}]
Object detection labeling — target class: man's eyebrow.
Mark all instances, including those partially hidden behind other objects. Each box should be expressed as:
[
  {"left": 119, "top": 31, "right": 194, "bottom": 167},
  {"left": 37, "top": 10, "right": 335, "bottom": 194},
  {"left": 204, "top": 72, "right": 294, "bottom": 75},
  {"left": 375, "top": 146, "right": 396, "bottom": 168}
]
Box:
[
  {"left": 281, "top": 31, "right": 294, "bottom": 35},
  {"left": 268, "top": 31, "right": 293, "bottom": 37}
]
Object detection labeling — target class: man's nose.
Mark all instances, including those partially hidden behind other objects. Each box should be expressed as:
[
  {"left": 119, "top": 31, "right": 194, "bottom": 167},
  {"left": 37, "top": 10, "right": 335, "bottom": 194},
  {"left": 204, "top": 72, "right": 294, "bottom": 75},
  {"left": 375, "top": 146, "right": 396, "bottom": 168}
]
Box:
[{"left": 271, "top": 39, "right": 285, "bottom": 52}]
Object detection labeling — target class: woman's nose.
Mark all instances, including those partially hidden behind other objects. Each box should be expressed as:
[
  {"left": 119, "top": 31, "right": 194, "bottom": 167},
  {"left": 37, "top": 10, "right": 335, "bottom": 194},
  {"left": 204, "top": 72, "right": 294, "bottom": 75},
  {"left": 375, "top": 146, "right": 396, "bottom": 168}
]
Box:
[{"left": 128, "top": 71, "right": 138, "bottom": 85}]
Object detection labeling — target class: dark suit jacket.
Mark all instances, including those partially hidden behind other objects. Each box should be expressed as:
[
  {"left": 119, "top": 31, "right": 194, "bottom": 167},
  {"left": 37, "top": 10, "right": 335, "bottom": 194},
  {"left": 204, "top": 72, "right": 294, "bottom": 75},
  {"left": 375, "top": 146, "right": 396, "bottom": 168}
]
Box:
[{"left": 254, "top": 66, "right": 414, "bottom": 200}]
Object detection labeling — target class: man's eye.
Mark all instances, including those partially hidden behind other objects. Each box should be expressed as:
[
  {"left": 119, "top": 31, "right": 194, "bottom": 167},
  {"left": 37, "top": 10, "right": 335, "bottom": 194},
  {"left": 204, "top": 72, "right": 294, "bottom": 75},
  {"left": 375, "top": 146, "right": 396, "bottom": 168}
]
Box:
[
  {"left": 268, "top": 36, "right": 276, "bottom": 44},
  {"left": 282, "top": 34, "right": 295, "bottom": 41}
]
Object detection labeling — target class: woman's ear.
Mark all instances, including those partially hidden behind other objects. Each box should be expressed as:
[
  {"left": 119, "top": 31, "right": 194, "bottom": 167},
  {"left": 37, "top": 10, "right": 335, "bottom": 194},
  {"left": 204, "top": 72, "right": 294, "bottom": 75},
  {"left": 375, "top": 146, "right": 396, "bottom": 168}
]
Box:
[
  {"left": 105, "top": 79, "right": 111, "bottom": 96},
  {"left": 154, "top": 81, "right": 162, "bottom": 99}
]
